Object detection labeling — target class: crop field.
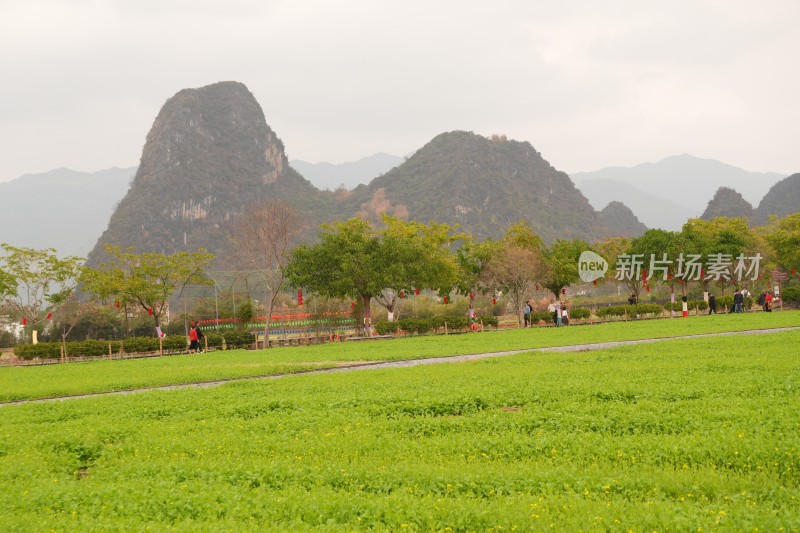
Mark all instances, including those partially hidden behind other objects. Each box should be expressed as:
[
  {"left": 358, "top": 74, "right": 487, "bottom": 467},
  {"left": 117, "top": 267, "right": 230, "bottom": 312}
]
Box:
[
  {"left": 1, "top": 327, "right": 798, "bottom": 531},
  {"left": 1, "top": 311, "right": 798, "bottom": 402}
]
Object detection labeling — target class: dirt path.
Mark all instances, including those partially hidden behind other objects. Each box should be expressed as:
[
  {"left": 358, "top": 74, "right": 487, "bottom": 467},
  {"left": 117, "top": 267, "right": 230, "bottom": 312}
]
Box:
[{"left": 4, "top": 326, "right": 798, "bottom": 406}]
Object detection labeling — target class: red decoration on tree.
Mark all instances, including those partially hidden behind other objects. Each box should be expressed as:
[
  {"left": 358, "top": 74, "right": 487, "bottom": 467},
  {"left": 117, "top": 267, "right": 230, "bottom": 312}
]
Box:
[
  {"left": 492, "top": 297, "right": 497, "bottom": 305},
  {"left": 351, "top": 302, "right": 356, "bottom": 310},
  {"left": 148, "top": 308, "right": 153, "bottom": 316},
  {"left": 21, "top": 317, "right": 27, "bottom": 326},
  {"left": 561, "top": 288, "right": 566, "bottom": 295},
  {"left": 415, "top": 287, "right": 420, "bottom": 295},
  {"left": 297, "top": 289, "right": 303, "bottom": 306},
  {"left": 443, "top": 296, "right": 448, "bottom": 304},
  {"left": 593, "top": 280, "right": 597, "bottom": 286},
  {"left": 646, "top": 285, "right": 651, "bottom": 292},
  {"left": 46, "top": 312, "right": 52, "bottom": 320},
  {"left": 115, "top": 300, "right": 121, "bottom": 309}
]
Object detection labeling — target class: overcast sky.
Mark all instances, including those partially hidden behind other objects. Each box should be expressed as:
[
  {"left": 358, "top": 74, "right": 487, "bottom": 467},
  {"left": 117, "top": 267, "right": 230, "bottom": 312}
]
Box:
[{"left": 1, "top": 0, "right": 799, "bottom": 182}]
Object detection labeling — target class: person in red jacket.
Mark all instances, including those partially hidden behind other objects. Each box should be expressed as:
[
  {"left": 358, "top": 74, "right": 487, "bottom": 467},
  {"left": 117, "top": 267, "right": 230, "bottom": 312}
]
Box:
[{"left": 189, "top": 322, "right": 200, "bottom": 353}]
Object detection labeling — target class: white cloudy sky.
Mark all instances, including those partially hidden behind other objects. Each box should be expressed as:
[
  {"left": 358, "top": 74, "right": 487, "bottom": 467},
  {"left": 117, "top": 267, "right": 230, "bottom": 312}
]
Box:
[{"left": 1, "top": 0, "right": 799, "bottom": 182}]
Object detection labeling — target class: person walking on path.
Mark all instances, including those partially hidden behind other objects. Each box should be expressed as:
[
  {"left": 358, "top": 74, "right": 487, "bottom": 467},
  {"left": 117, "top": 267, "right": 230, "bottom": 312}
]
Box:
[
  {"left": 708, "top": 294, "right": 717, "bottom": 314},
  {"left": 765, "top": 291, "right": 774, "bottom": 312},
  {"left": 759, "top": 290, "right": 768, "bottom": 312}
]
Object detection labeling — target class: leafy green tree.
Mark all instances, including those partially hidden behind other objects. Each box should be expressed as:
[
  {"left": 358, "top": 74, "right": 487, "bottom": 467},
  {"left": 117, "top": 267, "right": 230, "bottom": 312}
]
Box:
[
  {"left": 374, "top": 216, "right": 462, "bottom": 319},
  {"left": 285, "top": 219, "right": 383, "bottom": 335},
  {"left": 285, "top": 217, "right": 462, "bottom": 332},
  {"left": 0, "top": 244, "right": 84, "bottom": 341},
  {"left": 628, "top": 229, "right": 683, "bottom": 301},
  {"left": 541, "top": 239, "right": 588, "bottom": 299},
  {"left": 81, "top": 245, "right": 215, "bottom": 331},
  {"left": 763, "top": 213, "right": 800, "bottom": 275}
]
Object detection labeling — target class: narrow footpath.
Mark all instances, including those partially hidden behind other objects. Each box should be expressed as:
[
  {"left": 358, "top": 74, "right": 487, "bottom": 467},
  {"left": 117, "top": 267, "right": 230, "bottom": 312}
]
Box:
[{"left": 3, "top": 326, "right": 798, "bottom": 406}]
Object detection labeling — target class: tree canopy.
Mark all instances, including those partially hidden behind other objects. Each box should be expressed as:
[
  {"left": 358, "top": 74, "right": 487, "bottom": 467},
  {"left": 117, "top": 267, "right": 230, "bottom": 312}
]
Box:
[
  {"left": 81, "top": 245, "right": 215, "bottom": 329},
  {"left": 0, "top": 244, "right": 84, "bottom": 332}
]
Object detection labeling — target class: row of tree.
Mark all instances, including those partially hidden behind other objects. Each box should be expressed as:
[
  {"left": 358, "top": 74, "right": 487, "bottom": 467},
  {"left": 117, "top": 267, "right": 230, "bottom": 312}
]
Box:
[{"left": 2, "top": 206, "right": 799, "bottom": 346}]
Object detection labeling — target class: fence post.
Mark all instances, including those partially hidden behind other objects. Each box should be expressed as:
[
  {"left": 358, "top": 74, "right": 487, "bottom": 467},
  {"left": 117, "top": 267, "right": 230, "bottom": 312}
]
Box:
[
  {"left": 159, "top": 337, "right": 163, "bottom": 356},
  {"left": 108, "top": 343, "right": 112, "bottom": 359},
  {"left": 444, "top": 322, "right": 449, "bottom": 335}
]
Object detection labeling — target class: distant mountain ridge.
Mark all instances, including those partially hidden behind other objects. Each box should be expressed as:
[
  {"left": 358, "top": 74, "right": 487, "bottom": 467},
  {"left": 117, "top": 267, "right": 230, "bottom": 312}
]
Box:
[
  {"left": 290, "top": 153, "right": 404, "bottom": 191},
  {"left": 0, "top": 167, "right": 135, "bottom": 256},
  {"left": 573, "top": 154, "right": 786, "bottom": 230}
]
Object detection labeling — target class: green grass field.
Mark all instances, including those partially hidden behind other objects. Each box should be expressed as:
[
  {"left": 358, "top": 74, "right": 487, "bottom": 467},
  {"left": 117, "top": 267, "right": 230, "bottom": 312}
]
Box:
[
  {"left": 1, "top": 311, "right": 798, "bottom": 402},
  {"left": 0, "top": 325, "right": 798, "bottom": 531}
]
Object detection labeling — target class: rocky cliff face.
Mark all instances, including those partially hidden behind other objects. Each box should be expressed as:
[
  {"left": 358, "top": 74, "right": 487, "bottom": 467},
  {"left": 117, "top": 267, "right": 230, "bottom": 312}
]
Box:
[
  {"left": 87, "top": 81, "right": 322, "bottom": 265},
  {"left": 701, "top": 187, "right": 756, "bottom": 225}
]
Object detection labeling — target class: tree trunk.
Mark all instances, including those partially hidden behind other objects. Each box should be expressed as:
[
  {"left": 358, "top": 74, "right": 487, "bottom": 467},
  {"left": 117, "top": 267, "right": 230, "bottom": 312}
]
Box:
[{"left": 361, "top": 294, "right": 372, "bottom": 336}]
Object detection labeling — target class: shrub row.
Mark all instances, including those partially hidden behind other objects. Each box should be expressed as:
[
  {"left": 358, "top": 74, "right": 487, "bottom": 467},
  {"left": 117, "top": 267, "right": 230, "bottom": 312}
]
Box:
[
  {"left": 663, "top": 300, "right": 709, "bottom": 312},
  {"left": 374, "top": 315, "right": 498, "bottom": 335},
  {"left": 13, "top": 329, "right": 258, "bottom": 360},
  {"left": 595, "top": 304, "right": 664, "bottom": 318}
]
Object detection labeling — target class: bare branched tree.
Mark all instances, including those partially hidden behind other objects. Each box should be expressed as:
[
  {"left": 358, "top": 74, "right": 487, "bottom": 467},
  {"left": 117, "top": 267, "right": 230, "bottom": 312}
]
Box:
[{"left": 230, "top": 201, "right": 304, "bottom": 347}]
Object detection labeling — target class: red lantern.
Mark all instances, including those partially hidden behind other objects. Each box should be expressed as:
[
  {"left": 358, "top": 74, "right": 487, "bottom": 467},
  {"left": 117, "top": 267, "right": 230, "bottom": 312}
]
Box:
[
  {"left": 351, "top": 302, "right": 356, "bottom": 310},
  {"left": 148, "top": 308, "right": 153, "bottom": 316},
  {"left": 646, "top": 285, "right": 651, "bottom": 292},
  {"left": 46, "top": 312, "right": 52, "bottom": 320},
  {"left": 297, "top": 289, "right": 303, "bottom": 306},
  {"left": 561, "top": 288, "right": 566, "bottom": 295},
  {"left": 469, "top": 293, "right": 474, "bottom": 300},
  {"left": 443, "top": 296, "right": 448, "bottom": 304},
  {"left": 414, "top": 287, "right": 420, "bottom": 295},
  {"left": 115, "top": 300, "right": 121, "bottom": 309},
  {"left": 492, "top": 297, "right": 497, "bottom": 305},
  {"left": 593, "top": 280, "right": 597, "bottom": 286},
  {"left": 21, "top": 317, "right": 27, "bottom": 326}
]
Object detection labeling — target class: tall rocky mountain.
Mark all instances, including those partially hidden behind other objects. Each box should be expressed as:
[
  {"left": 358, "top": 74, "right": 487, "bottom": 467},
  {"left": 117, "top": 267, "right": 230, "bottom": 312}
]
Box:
[
  {"left": 756, "top": 173, "right": 800, "bottom": 224},
  {"left": 86, "top": 81, "right": 327, "bottom": 265},
  {"left": 338, "top": 131, "right": 641, "bottom": 242},
  {"left": 80, "top": 83, "right": 648, "bottom": 263},
  {"left": 700, "top": 187, "right": 756, "bottom": 225}
]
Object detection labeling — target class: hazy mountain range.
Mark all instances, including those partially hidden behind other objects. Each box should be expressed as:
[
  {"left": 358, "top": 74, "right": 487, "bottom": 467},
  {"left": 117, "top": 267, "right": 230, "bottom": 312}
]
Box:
[
  {"left": 572, "top": 154, "right": 786, "bottom": 230},
  {"left": 0, "top": 153, "right": 792, "bottom": 258},
  {"left": 0, "top": 80, "right": 795, "bottom": 258}
]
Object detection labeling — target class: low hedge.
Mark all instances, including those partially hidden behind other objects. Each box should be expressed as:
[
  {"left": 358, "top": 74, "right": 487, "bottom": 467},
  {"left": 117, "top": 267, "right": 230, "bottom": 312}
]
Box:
[
  {"left": 782, "top": 286, "right": 800, "bottom": 304},
  {"left": 14, "top": 336, "right": 188, "bottom": 360},
  {"left": 664, "top": 300, "right": 708, "bottom": 312},
  {"left": 374, "top": 315, "right": 499, "bottom": 335},
  {"left": 595, "top": 304, "right": 663, "bottom": 319}
]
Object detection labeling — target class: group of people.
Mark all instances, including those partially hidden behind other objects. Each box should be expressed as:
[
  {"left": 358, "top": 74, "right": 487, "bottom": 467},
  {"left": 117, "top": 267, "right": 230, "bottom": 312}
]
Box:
[
  {"left": 705, "top": 288, "right": 775, "bottom": 314},
  {"left": 523, "top": 299, "right": 569, "bottom": 327}
]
